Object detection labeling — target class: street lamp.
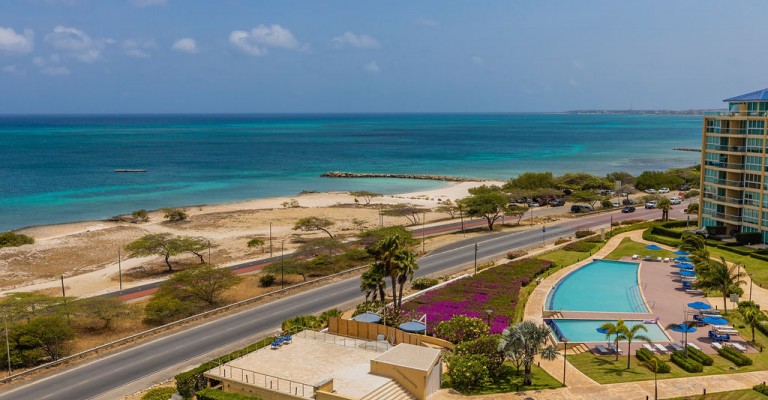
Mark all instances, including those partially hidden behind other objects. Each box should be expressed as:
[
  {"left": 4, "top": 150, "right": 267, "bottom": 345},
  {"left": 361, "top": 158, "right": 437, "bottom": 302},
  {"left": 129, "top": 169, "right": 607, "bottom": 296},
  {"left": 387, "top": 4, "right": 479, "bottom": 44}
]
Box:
[
  {"left": 474, "top": 243, "right": 479, "bottom": 275},
  {"left": 281, "top": 241, "right": 285, "bottom": 290},
  {"left": 561, "top": 337, "right": 569, "bottom": 387},
  {"left": 485, "top": 309, "right": 493, "bottom": 329},
  {"left": 750, "top": 273, "right": 754, "bottom": 302},
  {"left": 3, "top": 312, "right": 10, "bottom": 377},
  {"left": 269, "top": 222, "right": 273, "bottom": 257}
]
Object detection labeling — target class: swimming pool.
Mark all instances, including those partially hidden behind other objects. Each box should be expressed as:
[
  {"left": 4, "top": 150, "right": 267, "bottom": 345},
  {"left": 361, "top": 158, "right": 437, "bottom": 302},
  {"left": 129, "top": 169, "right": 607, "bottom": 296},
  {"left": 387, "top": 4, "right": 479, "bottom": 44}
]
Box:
[
  {"left": 546, "top": 259, "right": 647, "bottom": 313},
  {"left": 549, "top": 319, "right": 670, "bottom": 343}
]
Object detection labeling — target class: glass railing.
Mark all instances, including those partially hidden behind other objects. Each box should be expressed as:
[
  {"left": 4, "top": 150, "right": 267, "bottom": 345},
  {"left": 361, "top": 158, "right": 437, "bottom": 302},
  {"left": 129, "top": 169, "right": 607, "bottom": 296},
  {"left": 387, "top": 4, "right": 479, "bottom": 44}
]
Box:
[
  {"left": 705, "top": 144, "right": 746, "bottom": 152},
  {"left": 705, "top": 111, "right": 768, "bottom": 117},
  {"left": 704, "top": 160, "right": 745, "bottom": 169}
]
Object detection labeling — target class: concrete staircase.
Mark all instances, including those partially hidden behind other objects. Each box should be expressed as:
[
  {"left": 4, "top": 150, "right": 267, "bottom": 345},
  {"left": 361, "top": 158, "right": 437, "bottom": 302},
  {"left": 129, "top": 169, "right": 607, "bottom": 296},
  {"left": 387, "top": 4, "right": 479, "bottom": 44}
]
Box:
[
  {"left": 360, "top": 380, "right": 416, "bottom": 400},
  {"left": 567, "top": 343, "right": 591, "bottom": 354}
]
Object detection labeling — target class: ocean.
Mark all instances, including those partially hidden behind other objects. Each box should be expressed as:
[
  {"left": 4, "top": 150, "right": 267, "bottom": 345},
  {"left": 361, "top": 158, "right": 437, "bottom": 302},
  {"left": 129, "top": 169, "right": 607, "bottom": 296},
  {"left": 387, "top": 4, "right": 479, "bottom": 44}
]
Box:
[{"left": 0, "top": 113, "right": 703, "bottom": 231}]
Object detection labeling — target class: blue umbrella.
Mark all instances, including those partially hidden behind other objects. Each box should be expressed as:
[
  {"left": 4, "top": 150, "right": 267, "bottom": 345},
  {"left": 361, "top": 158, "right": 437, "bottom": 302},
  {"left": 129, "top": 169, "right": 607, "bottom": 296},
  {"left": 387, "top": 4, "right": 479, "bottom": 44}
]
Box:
[
  {"left": 702, "top": 316, "right": 729, "bottom": 325},
  {"left": 674, "top": 256, "right": 691, "bottom": 262},
  {"left": 673, "top": 263, "right": 695, "bottom": 270},
  {"left": 645, "top": 244, "right": 663, "bottom": 251},
  {"left": 596, "top": 327, "right": 609, "bottom": 334},
  {"left": 674, "top": 250, "right": 690, "bottom": 255},
  {"left": 352, "top": 312, "right": 382, "bottom": 324},
  {"left": 669, "top": 324, "right": 697, "bottom": 333},
  {"left": 678, "top": 270, "right": 697, "bottom": 277},
  {"left": 398, "top": 321, "right": 427, "bottom": 333},
  {"left": 688, "top": 301, "right": 712, "bottom": 310}
]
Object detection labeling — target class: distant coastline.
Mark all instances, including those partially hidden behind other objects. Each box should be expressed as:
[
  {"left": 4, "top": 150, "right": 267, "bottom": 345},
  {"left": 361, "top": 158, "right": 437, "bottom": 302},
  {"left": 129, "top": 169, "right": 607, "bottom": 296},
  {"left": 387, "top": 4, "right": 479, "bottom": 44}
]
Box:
[
  {"left": 321, "top": 171, "right": 488, "bottom": 182},
  {"left": 565, "top": 109, "right": 723, "bottom": 116}
]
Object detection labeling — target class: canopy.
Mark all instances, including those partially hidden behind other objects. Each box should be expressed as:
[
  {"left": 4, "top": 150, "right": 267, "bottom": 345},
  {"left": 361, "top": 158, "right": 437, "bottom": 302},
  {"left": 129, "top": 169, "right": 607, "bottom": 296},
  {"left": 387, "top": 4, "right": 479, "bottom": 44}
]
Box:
[
  {"left": 674, "top": 250, "right": 690, "bottom": 255},
  {"left": 702, "top": 316, "right": 729, "bottom": 325},
  {"left": 678, "top": 270, "right": 697, "bottom": 277},
  {"left": 674, "top": 263, "right": 695, "bottom": 270},
  {"left": 669, "top": 324, "right": 697, "bottom": 333},
  {"left": 688, "top": 301, "right": 712, "bottom": 310},
  {"left": 596, "top": 327, "right": 609, "bottom": 334},
  {"left": 674, "top": 256, "right": 691, "bottom": 262},
  {"left": 398, "top": 321, "right": 427, "bottom": 333},
  {"left": 352, "top": 312, "right": 382, "bottom": 324},
  {"left": 645, "top": 244, "right": 663, "bottom": 251}
]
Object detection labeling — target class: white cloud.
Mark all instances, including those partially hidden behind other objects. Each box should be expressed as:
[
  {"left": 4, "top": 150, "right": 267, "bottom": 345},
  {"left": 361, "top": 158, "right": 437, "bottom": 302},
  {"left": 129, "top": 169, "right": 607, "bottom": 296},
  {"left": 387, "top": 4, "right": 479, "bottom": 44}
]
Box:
[
  {"left": 41, "top": 65, "right": 70, "bottom": 76},
  {"left": 229, "top": 24, "right": 299, "bottom": 56},
  {"left": 130, "top": 0, "right": 167, "bottom": 7},
  {"left": 0, "top": 27, "right": 34, "bottom": 54},
  {"left": 32, "top": 55, "right": 70, "bottom": 76},
  {"left": 364, "top": 61, "right": 380, "bottom": 74},
  {"left": 415, "top": 18, "right": 439, "bottom": 27},
  {"left": 44, "top": 26, "right": 106, "bottom": 63},
  {"left": 172, "top": 38, "right": 198, "bottom": 54},
  {"left": 471, "top": 56, "right": 485, "bottom": 65},
  {"left": 331, "top": 32, "right": 380, "bottom": 49},
  {"left": 123, "top": 38, "right": 156, "bottom": 58},
  {"left": 1, "top": 64, "right": 25, "bottom": 75}
]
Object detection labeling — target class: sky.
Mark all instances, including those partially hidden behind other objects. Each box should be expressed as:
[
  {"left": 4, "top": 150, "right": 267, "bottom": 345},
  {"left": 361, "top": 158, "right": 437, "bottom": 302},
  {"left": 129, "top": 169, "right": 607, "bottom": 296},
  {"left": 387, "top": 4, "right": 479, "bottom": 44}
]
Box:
[{"left": 1, "top": 0, "right": 768, "bottom": 114}]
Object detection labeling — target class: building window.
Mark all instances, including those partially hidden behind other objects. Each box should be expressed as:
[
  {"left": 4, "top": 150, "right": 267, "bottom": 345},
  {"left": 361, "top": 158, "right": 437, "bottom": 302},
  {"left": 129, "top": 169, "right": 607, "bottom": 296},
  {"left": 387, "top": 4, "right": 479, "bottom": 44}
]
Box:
[
  {"left": 706, "top": 119, "right": 721, "bottom": 133},
  {"left": 748, "top": 120, "right": 765, "bottom": 134},
  {"left": 744, "top": 208, "right": 759, "bottom": 224},
  {"left": 745, "top": 155, "right": 763, "bottom": 171}
]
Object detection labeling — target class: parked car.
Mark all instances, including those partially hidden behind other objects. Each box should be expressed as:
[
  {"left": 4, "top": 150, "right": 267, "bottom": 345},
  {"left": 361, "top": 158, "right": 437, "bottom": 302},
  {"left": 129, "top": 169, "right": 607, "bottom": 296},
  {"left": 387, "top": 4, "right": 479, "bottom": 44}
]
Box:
[
  {"left": 645, "top": 201, "right": 657, "bottom": 209},
  {"left": 561, "top": 188, "right": 573, "bottom": 195},
  {"left": 622, "top": 199, "right": 635, "bottom": 205},
  {"left": 621, "top": 206, "right": 636, "bottom": 213},
  {"left": 659, "top": 187, "right": 670, "bottom": 194},
  {"left": 527, "top": 201, "right": 540, "bottom": 207},
  {"left": 645, "top": 188, "right": 657, "bottom": 194},
  {"left": 570, "top": 205, "right": 592, "bottom": 213},
  {"left": 670, "top": 197, "right": 682, "bottom": 205},
  {"left": 549, "top": 199, "right": 566, "bottom": 207},
  {"left": 679, "top": 185, "right": 691, "bottom": 191},
  {"left": 611, "top": 201, "right": 620, "bottom": 207}
]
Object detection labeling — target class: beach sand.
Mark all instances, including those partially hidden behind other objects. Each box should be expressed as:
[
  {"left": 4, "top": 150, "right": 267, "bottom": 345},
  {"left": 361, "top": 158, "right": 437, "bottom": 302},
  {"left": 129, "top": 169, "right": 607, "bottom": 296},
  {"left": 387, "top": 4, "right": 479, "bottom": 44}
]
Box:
[{"left": 0, "top": 181, "right": 503, "bottom": 298}]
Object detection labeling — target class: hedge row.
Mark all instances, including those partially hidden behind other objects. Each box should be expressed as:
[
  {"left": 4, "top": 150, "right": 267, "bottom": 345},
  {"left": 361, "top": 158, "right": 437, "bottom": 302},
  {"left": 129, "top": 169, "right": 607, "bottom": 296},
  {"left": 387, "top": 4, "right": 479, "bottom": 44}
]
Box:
[
  {"left": 754, "top": 383, "right": 768, "bottom": 396},
  {"left": 642, "top": 229, "right": 680, "bottom": 247},
  {"left": 670, "top": 351, "right": 703, "bottom": 373},
  {"left": 758, "top": 321, "right": 768, "bottom": 337},
  {"left": 635, "top": 348, "right": 671, "bottom": 373},
  {"left": 175, "top": 337, "right": 275, "bottom": 399},
  {"left": 196, "top": 389, "right": 262, "bottom": 400},
  {"left": 411, "top": 277, "right": 439, "bottom": 290},
  {"left": 651, "top": 225, "right": 683, "bottom": 239},
  {"left": 574, "top": 230, "right": 595, "bottom": 238},
  {"left": 685, "top": 345, "right": 714, "bottom": 366},
  {"left": 717, "top": 345, "right": 753, "bottom": 366},
  {"left": 563, "top": 241, "right": 596, "bottom": 252}
]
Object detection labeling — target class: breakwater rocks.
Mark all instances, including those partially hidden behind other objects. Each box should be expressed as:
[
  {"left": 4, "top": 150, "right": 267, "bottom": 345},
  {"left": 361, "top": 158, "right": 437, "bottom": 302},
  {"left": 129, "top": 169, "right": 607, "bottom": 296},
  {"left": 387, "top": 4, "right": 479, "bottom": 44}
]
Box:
[
  {"left": 321, "top": 171, "right": 488, "bottom": 182},
  {"left": 673, "top": 147, "right": 701, "bottom": 152}
]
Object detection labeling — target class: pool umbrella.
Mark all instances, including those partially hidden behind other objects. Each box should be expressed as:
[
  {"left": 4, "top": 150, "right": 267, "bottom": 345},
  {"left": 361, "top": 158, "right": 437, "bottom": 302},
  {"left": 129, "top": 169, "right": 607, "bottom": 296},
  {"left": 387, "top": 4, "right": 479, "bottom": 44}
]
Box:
[
  {"left": 674, "top": 263, "right": 695, "bottom": 269},
  {"left": 674, "top": 256, "right": 691, "bottom": 262},
  {"left": 669, "top": 323, "right": 697, "bottom": 355},
  {"left": 596, "top": 327, "right": 609, "bottom": 334},
  {"left": 645, "top": 244, "right": 663, "bottom": 251},
  {"left": 678, "top": 270, "right": 697, "bottom": 277},
  {"left": 702, "top": 316, "right": 729, "bottom": 325},
  {"left": 352, "top": 312, "right": 381, "bottom": 324},
  {"left": 674, "top": 250, "right": 690, "bottom": 255},
  {"left": 688, "top": 301, "right": 712, "bottom": 310},
  {"left": 398, "top": 321, "right": 427, "bottom": 333}
]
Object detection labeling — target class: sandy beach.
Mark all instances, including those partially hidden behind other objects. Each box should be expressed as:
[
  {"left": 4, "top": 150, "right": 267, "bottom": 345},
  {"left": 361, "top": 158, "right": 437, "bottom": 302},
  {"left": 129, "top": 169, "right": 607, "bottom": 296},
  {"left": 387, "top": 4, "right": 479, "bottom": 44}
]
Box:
[{"left": 0, "top": 181, "right": 503, "bottom": 298}]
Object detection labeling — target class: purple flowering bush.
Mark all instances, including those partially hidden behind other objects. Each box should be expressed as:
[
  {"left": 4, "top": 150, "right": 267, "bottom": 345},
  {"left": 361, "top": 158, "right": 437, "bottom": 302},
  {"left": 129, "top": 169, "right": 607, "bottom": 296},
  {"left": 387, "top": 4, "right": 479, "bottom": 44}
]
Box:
[{"left": 402, "top": 258, "right": 553, "bottom": 334}]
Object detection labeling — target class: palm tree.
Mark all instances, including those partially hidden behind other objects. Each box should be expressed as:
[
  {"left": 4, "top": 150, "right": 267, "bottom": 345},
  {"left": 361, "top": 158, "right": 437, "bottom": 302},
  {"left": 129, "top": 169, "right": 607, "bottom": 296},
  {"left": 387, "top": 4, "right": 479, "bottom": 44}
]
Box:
[
  {"left": 394, "top": 251, "right": 419, "bottom": 309},
  {"left": 680, "top": 233, "right": 709, "bottom": 266},
  {"left": 368, "top": 234, "right": 418, "bottom": 308},
  {"left": 617, "top": 323, "right": 652, "bottom": 369},
  {"left": 360, "top": 264, "right": 386, "bottom": 302},
  {"left": 694, "top": 257, "right": 744, "bottom": 314},
  {"left": 499, "top": 321, "right": 559, "bottom": 386},
  {"left": 739, "top": 305, "right": 762, "bottom": 343},
  {"left": 599, "top": 320, "right": 625, "bottom": 361},
  {"left": 666, "top": 321, "right": 696, "bottom": 357},
  {"left": 657, "top": 197, "right": 672, "bottom": 222}
]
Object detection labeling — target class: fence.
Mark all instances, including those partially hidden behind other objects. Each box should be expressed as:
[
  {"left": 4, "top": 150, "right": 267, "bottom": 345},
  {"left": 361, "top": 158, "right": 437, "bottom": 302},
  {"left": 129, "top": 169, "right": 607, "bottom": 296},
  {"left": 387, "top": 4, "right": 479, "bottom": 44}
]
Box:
[
  {"left": 212, "top": 364, "right": 315, "bottom": 399},
  {"left": 297, "top": 329, "right": 392, "bottom": 353}
]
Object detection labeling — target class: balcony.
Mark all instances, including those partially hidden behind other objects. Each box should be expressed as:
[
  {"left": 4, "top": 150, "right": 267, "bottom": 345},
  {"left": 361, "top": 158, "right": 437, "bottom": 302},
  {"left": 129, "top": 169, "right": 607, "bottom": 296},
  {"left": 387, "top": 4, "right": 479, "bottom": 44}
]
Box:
[
  {"left": 705, "top": 144, "right": 746, "bottom": 152},
  {"left": 702, "top": 193, "right": 753, "bottom": 206},
  {"left": 704, "top": 160, "right": 745, "bottom": 170},
  {"left": 703, "top": 176, "right": 762, "bottom": 189},
  {"left": 704, "top": 211, "right": 742, "bottom": 223},
  {"left": 705, "top": 111, "right": 768, "bottom": 117}
]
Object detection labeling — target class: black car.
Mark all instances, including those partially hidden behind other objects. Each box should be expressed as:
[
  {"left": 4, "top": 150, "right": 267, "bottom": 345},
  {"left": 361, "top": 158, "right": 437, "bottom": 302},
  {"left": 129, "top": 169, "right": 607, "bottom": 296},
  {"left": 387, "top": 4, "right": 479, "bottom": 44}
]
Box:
[
  {"left": 621, "top": 206, "right": 636, "bottom": 213},
  {"left": 622, "top": 199, "right": 635, "bottom": 205},
  {"left": 549, "top": 199, "right": 566, "bottom": 207}
]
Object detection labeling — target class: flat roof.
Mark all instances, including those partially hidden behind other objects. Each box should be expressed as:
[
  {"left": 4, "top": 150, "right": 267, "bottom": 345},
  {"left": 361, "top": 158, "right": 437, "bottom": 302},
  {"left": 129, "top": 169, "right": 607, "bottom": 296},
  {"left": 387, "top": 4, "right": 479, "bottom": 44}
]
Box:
[{"left": 373, "top": 343, "right": 440, "bottom": 372}]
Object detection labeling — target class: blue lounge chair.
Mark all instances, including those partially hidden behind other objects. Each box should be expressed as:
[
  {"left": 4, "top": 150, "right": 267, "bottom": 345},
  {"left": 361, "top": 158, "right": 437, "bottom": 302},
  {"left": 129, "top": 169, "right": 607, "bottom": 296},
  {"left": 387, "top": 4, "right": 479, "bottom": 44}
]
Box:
[
  {"left": 595, "top": 344, "right": 611, "bottom": 355},
  {"left": 282, "top": 334, "right": 292, "bottom": 344}
]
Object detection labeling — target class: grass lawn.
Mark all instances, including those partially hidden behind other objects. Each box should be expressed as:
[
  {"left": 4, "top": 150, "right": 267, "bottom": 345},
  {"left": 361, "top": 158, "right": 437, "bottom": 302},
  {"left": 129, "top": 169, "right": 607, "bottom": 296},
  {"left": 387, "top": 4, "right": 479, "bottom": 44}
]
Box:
[
  {"left": 603, "top": 237, "right": 677, "bottom": 261},
  {"left": 706, "top": 247, "right": 768, "bottom": 289},
  {"left": 664, "top": 389, "right": 767, "bottom": 399},
  {"left": 444, "top": 363, "right": 562, "bottom": 395}
]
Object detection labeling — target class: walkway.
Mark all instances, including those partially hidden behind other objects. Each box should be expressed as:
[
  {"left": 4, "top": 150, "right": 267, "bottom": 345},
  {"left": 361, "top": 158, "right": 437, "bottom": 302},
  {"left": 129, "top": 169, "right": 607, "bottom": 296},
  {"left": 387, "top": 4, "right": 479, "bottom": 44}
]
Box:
[{"left": 430, "top": 229, "right": 768, "bottom": 399}]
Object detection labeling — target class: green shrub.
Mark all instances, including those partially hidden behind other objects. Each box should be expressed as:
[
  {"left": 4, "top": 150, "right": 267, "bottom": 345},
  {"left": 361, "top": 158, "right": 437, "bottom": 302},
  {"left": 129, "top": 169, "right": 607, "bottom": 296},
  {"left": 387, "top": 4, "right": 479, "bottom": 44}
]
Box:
[
  {"left": 506, "top": 250, "right": 527, "bottom": 260},
  {"left": 563, "top": 241, "right": 595, "bottom": 252},
  {"left": 642, "top": 229, "right": 680, "bottom": 247},
  {"left": 752, "top": 253, "right": 768, "bottom": 262},
  {"left": 635, "top": 348, "right": 671, "bottom": 373},
  {"left": 411, "top": 277, "right": 439, "bottom": 290},
  {"left": 717, "top": 345, "right": 753, "bottom": 366},
  {"left": 554, "top": 238, "right": 570, "bottom": 245},
  {"left": 196, "top": 389, "right": 262, "bottom": 400},
  {"left": 446, "top": 354, "right": 490, "bottom": 393},
  {"left": 175, "top": 337, "right": 274, "bottom": 399},
  {"left": 621, "top": 219, "right": 645, "bottom": 225},
  {"left": 735, "top": 232, "right": 763, "bottom": 245},
  {"left": 0, "top": 232, "right": 34, "bottom": 248},
  {"left": 575, "top": 230, "right": 595, "bottom": 238},
  {"left": 685, "top": 345, "right": 714, "bottom": 366},
  {"left": 352, "top": 300, "right": 385, "bottom": 317},
  {"left": 132, "top": 209, "right": 149, "bottom": 222},
  {"left": 454, "top": 335, "right": 505, "bottom": 377},
  {"left": 141, "top": 387, "right": 177, "bottom": 400},
  {"left": 754, "top": 383, "right": 768, "bottom": 395},
  {"left": 162, "top": 208, "right": 188, "bottom": 222},
  {"left": 651, "top": 225, "right": 682, "bottom": 239},
  {"left": 670, "top": 351, "right": 703, "bottom": 372},
  {"left": 259, "top": 274, "right": 276, "bottom": 287},
  {"left": 434, "top": 315, "right": 489, "bottom": 344},
  {"left": 757, "top": 321, "right": 768, "bottom": 337}
]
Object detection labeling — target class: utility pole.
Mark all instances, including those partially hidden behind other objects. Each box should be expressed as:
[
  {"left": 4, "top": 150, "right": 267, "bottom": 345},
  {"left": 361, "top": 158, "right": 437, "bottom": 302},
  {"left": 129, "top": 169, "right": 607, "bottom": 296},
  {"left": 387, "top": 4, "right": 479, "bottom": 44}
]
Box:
[
  {"left": 269, "top": 222, "right": 273, "bottom": 258},
  {"left": 281, "top": 241, "right": 285, "bottom": 290},
  {"left": 422, "top": 213, "right": 426, "bottom": 254},
  {"left": 474, "top": 243, "right": 479, "bottom": 275},
  {"left": 3, "top": 313, "right": 10, "bottom": 377},
  {"left": 118, "top": 248, "right": 123, "bottom": 290}
]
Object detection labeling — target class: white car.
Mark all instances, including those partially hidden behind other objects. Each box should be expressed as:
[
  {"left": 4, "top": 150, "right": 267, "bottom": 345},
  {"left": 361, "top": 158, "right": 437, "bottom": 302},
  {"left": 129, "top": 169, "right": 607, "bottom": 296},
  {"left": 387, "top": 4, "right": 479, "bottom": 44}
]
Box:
[
  {"left": 670, "top": 197, "right": 682, "bottom": 205},
  {"left": 659, "top": 187, "right": 670, "bottom": 194},
  {"left": 645, "top": 189, "right": 657, "bottom": 194},
  {"left": 645, "top": 201, "right": 657, "bottom": 209}
]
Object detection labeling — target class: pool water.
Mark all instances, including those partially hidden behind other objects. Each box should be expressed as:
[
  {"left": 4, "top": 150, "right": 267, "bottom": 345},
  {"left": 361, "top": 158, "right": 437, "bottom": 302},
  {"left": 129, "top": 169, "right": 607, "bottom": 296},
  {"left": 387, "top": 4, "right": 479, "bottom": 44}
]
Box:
[
  {"left": 546, "top": 260, "right": 647, "bottom": 313},
  {"left": 549, "top": 319, "right": 670, "bottom": 343}
]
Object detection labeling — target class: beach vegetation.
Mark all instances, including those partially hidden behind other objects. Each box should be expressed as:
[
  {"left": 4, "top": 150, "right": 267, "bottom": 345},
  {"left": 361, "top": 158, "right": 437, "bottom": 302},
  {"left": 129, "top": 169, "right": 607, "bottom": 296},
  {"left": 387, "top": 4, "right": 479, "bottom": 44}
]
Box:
[
  {"left": 281, "top": 199, "right": 300, "bottom": 208},
  {"left": 258, "top": 274, "right": 276, "bottom": 287},
  {"left": 161, "top": 264, "right": 242, "bottom": 306},
  {"left": 246, "top": 238, "right": 265, "bottom": 251},
  {"left": 15, "top": 315, "right": 75, "bottom": 362},
  {"left": 131, "top": 209, "right": 149, "bottom": 222},
  {"left": 162, "top": 208, "right": 188, "bottom": 222},
  {"left": 72, "top": 297, "right": 131, "bottom": 331},
  {"left": 0, "top": 231, "right": 34, "bottom": 248},
  {"left": 436, "top": 202, "right": 460, "bottom": 219},
  {"left": 366, "top": 233, "right": 419, "bottom": 308},
  {"left": 606, "top": 171, "right": 635, "bottom": 185},
  {"left": 503, "top": 172, "right": 556, "bottom": 191},
  {"left": 379, "top": 203, "right": 430, "bottom": 225},
  {"left": 298, "top": 237, "right": 345, "bottom": 256},
  {"left": 658, "top": 197, "right": 672, "bottom": 221},
  {"left": 348, "top": 190, "right": 381, "bottom": 205},
  {"left": 0, "top": 292, "right": 64, "bottom": 322},
  {"left": 499, "top": 321, "right": 559, "bottom": 386},
  {"left": 358, "top": 225, "right": 414, "bottom": 246},
  {"left": 570, "top": 190, "right": 602, "bottom": 209},
  {"left": 293, "top": 216, "right": 335, "bottom": 238},
  {"left": 505, "top": 204, "right": 529, "bottom": 225},
  {"left": 554, "top": 172, "right": 611, "bottom": 191},
  {"left": 635, "top": 171, "right": 683, "bottom": 191},
  {"left": 125, "top": 234, "right": 216, "bottom": 271},
  {"left": 459, "top": 185, "right": 509, "bottom": 231},
  {"left": 144, "top": 295, "right": 195, "bottom": 325},
  {"left": 668, "top": 164, "right": 701, "bottom": 188}
]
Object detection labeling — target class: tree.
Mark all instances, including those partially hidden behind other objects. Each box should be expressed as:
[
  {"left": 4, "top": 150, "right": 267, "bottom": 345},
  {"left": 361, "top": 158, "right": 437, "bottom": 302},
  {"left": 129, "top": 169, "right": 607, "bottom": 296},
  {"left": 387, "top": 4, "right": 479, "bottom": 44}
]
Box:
[
  {"left": 73, "top": 297, "right": 130, "bottom": 330},
  {"left": 695, "top": 257, "right": 744, "bottom": 314},
  {"left": 380, "top": 204, "right": 431, "bottom": 225},
  {"left": 394, "top": 250, "right": 419, "bottom": 308},
  {"left": 617, "top": 323, "right": 652, "bottom": 369},
  {"left": 436, "top": 201, "right": 459, "bottom": 219},
  {"left": 298, "top": 237, "right": 345, "bottom": 257},
  {"left": 0, "top": 292, "right": 63, "bottom": 322},
  {"left": 131, "top": 209, "right": 149, "bottom": 222},
  {"left": 657, "top": 197, "right": 672, "bottom": 222},
  {"left": 554, "top": 173, "right": 611, "bottom": 191},
  {"left": 434, "top": 315, "right": 489, "bottom": 344},
  {"left": 686, "top": 202, "right": 699, "bottom": 215},
  {"left": 263, "top": 257, "right": 307, "bottom": 281},
  {"left": 294, "top": 216, "right": 335, "bottom": 238},
  {"left": 367, "top": 234, "right": 419, "bottom": 308},
  {"left": 143, "top": 295, "right": 194, "bottom": 325},
  {"left": 360, "top": 263, "right": 387, "bottom": 302},
  {"left": 606, "top": 171, "right": 635, "bottom": 186},
  {"left": 498, "top": 321, "right": 559, "bottom": 386},
  {"left": 125, "top": 233, "right": 185, "bottom": 271},
  {"left": 177, "top": 236, "right": 216, "bottom": 264},
  {"left": 162, "top": 208, "right": 188, "bottom": 222},
  {"left": 460, "top": 185, "right": 509, "bottom": 231},
  {"left": 681, "top": 233, "right": 709, "bottom": 266},
  {"left": 17, "top": 315, "right": 74, "bottom": 361},
  {"left": 738, "top": 304, "right": 763, "bottom": 343},
  {"left": 599, "top": 320, "right": 625, "bottom": 361},
  {"left": 349, "top": 191, "right": 382, "bottom": 205},
  {"left": 159, "top": 264, "right": 242, "bottom": 306},
  {"left": 635, "top": 171, "right": 683, "bottom": 191},
  {"left": 503, "top": 172, "right": 556, "bottom": 191},
  {"left": 506, "top": 204, "right": 529, "bottom": 225},
  {"left": 571, "top": 190, "right": 602, "bottom": 209}
]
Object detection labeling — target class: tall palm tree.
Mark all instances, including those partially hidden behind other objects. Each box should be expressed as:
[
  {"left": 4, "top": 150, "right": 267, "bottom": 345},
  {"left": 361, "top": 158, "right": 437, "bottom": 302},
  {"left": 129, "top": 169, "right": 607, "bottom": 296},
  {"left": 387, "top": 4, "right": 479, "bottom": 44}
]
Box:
[
  {"left": 680, "top": 233, "right": 710, "bottom": 267},
  {"left": 694, "top": 257, "right": 745, "bottom": 314},
  {"left": 368, "top": 234, "right": 418, "bottom": 308},
  {"left": 360, "top": 263, "right": 386, "bottom": 302},
  {"left": 499, "top": 321, "right": 559, "bottom": 386},
  {"left": 617, "top": 323, "right": 652, "bottom": 369},
  {"left": 599, "top": 320, "right": 625, "bottom": 361},
  {"left": 395, "top": 251, "right": 419, "bottom": 309},
  {"left": 739, "top": 305, "right": 762, "bottom": 343},
  {"left": 657, "top": 197, "right": 672, "bottom": 222}
]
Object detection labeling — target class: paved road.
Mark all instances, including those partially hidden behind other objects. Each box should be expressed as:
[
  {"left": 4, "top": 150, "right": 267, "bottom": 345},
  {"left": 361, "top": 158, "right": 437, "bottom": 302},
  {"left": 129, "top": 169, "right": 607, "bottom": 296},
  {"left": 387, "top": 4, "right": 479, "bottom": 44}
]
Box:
[{"left": 0, "top": 206, "right": 687, "bottom": 400}]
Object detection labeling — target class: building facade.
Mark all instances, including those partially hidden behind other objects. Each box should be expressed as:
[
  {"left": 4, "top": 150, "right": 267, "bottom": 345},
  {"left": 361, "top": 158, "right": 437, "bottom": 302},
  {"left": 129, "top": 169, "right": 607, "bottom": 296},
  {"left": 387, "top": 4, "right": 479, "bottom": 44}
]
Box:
[{"left": 700, "top": 88, "right": 768, "bottom": 242}]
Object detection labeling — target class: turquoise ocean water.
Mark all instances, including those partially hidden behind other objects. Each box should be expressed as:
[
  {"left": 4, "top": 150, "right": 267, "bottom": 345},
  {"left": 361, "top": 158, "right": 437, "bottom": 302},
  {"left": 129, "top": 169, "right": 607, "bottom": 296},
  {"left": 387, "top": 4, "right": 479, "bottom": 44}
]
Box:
[{"left": 0, "top": 114, "right": 702, "bottom": 231}]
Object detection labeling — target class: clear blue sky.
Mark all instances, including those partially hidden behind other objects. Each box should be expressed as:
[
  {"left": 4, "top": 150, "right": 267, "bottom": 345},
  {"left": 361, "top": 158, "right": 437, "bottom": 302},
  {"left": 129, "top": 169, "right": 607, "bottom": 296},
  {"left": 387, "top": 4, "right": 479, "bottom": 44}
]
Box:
[{"left": 1, "top": 0, "right": 767, "bottom": 113}]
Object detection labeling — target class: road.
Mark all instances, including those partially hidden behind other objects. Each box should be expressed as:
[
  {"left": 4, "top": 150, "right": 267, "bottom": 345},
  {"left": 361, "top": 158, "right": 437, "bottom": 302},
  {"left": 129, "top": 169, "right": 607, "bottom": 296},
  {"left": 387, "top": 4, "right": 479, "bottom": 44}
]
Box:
[{"left": 0, "top": 206, "right": 688, "bottom": 400}]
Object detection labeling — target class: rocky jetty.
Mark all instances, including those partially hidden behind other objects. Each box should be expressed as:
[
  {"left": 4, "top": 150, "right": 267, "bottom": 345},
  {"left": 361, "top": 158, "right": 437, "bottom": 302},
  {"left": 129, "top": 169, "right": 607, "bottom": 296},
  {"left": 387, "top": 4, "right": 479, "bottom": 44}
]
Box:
[
  {"left": 321, "top": 171, "right": 487, "bottom": 182},
  {"left": 673, "top": 147, "right": 702, "bottom": 152}
]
